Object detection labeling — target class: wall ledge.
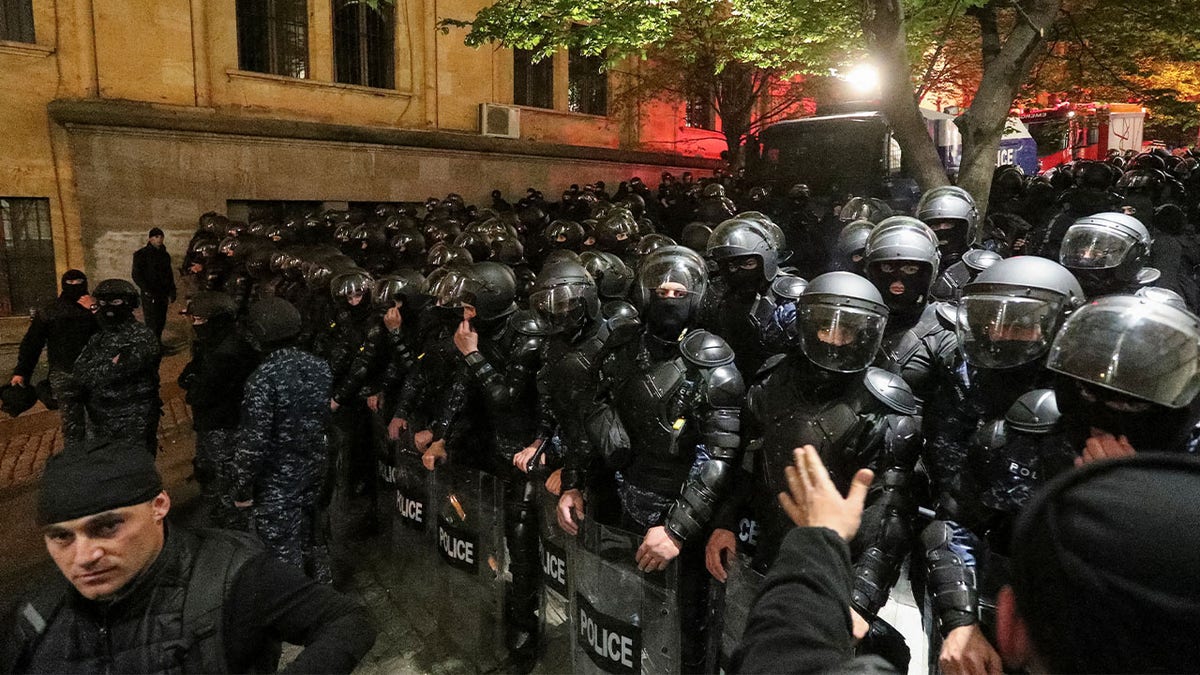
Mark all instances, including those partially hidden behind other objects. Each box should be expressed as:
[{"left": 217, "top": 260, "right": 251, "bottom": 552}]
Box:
[{"left": 48, "top": 98, "right": 721, "bottom": 170}]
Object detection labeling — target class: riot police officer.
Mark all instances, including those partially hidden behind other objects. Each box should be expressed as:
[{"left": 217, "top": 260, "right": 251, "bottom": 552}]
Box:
[
  {"left": 862, "top": 217, "right": 958, "bottom": 408},
  {"left": 916, "top": 186, "right": 978, "bottom": 268},
  {"left": 69, "top": 279, "right": 162, "bottom": 453},
  {"left": 702, "top": 217, "right": 804, "bottom": 376},
  {"left": 1058, "top": 211, "right": 1157, "bottom": 297}
]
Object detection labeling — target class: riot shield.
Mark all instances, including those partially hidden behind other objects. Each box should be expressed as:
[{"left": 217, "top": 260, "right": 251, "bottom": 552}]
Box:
[
  {"left": 705, "top": 552, "right": 765, "bottom": 673},
  {"left": 389, "top": 445, "right": 439, "bottom": 630},
  {"left": 373, "top": 413, "right": 396, "bottom": 530},
  {"left": 537, "top": 481, "right": 573, "bottom": 664},
  {"left": 569, "top": 519, "right": 681, "bottom": 675},
  {"left": 432, "top": 463, "right": 508, "bottom": 670}
]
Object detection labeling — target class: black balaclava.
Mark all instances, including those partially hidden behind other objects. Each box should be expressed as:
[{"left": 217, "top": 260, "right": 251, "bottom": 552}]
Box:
[
  {"left": 60, "top": 270, "right": 88, "bottom": 303},
  {"left": 96, "top": 300, "right": 134, "bottom": 329},
  {"left": 1056, "top": 377, "right": 1197, "bottom": 452},
  {"left": 869, "top": 261, "right": 932, "bottom": 316},
  {"left": 645, "top": 296, "right": 691, "bottom": 341}
]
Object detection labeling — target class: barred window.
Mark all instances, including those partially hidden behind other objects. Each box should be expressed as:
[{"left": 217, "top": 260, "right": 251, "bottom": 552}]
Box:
[
  {"left": 333, "top": 0, "right": 395, "bottom": 89},
  {"left": 237, "top": 0, "right": 309, "bottom": 79},
  {"left": 0, "top": 198, "right": 56, "bottom": 317},
  {"left": 0, "top": 0, "right": 35, "bottom": 43},
  {"left": 685, "top": 95, "right": 715, "bottom": 131},
  {"left": 514, "top": 49, "right": 553, "bottom": 109},
  {"left": 568, "top": 47, "right": 607, "bottom": 116}
]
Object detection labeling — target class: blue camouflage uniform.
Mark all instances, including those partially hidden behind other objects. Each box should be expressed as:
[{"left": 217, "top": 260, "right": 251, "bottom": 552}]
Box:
[{"left": 232, "top": 347, "right": 333, "bottom": 580}]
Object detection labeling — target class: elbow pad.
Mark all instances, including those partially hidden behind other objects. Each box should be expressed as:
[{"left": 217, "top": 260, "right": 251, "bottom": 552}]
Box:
[{"left": 665, "top": 458, "right": 732, "bottom": 542}]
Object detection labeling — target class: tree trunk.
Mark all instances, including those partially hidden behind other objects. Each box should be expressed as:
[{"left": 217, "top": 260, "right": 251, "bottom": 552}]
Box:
[
  {"left": 863, "top": 0, "right": 951, "bottom": 195},
  {"left": 957, "top": 0, "right": 1060, "bottom": 217}
]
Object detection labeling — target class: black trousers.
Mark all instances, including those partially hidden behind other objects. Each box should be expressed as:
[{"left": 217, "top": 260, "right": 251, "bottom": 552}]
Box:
[{"left": 141, "top": 293, "right": 169, "bottom": 340}]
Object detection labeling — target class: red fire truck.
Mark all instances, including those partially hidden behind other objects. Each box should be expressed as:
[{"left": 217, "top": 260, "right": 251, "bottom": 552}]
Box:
[{"left": 1018, "top": 102, "right": 1146, "bottom": 171}]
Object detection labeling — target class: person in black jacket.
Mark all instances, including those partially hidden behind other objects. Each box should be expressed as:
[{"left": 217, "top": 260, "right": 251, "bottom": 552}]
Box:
[
  {"left": 1, "top": 439, "right": 375, "bottom": 673},
  {"left": 10, "top": 269, "right": 97, "bottom": 445},
  {"left": 178, "top": 292, "right": 260, "bottom": 530},
  {"left": 69, "top": 279, "right": 162, "bottom": 453},
  {"left": 131, "top": 227, "right": 177, "bottom": 341}
]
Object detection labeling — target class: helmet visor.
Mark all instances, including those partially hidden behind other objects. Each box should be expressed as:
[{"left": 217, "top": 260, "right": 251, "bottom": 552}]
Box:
[
  {"left": 530, "top": 283, "right": 596, "bottom": 332},
  {"left": 957, "top": 295, "right": 1062, "bottom": 368},
  {"left": 1046, "top": 301, "right": 1200, "bottom": 408},
  {"left": 430, "top": 269, "right": 476, "bottom": 308},
  {"left": 1060, "top": 225, "right": 1136, "bottom": 270},
  {"left": 637, "top": 255, "right": 706, "bottom": 300},
  {"left": 798, "top": 304, "right": 886, "bottom": 372}
]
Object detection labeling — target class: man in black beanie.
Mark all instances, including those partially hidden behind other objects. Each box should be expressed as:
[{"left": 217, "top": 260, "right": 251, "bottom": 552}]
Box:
[
  {"left": 998, "top": 454, "right": 1200, "bottom": 673},
  {"left": 0, "top": 440, "right": 376, "bottom": 673},
  {"left": 10, "top": 269, "right": 97, "bottom": 443},
  {"left": 132, "top": 226, "right": 176, "bottom": 341}
]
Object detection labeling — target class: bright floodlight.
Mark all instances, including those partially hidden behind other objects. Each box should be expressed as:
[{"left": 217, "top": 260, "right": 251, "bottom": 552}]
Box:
[{"left": 846, "top": 64, "right": 880, "bottom": 94}]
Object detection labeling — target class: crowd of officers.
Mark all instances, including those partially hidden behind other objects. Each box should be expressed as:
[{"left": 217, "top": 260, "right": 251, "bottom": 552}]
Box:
[{"left": 11, "top": 147, "right": 1200, "bottom": 673}]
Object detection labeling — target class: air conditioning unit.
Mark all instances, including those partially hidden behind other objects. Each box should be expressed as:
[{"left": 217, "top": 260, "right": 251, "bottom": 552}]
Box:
[{"left": 480, "top": 103, "right": 520, "bottom": 139}]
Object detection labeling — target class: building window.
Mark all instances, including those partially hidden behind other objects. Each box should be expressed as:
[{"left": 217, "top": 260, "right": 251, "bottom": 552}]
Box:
[
  {"left": 0, "top": 198, "right": 55, "bottom": 317},
  {"left": 685, "top": 95, "right": 715, "bottom": 130},
  {"left": 333, "top": 0, "right": 395, "bottom": 89},
  {"left": 568, "top": 47, "right": 607, "bottom": 116},
  {"left": 514, "top": 49, "right": 553, "bottom": 109},
  {"left": 0, "top": 0, "right": 35, "bottom": 43},
  {"left": 236, "top": 0, "right": 309, "bottom": 79}
]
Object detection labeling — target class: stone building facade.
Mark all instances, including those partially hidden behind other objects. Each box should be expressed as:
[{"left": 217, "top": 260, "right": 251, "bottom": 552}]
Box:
[{"left": 0, "top": 0, "right": 724, "bottom": 326}]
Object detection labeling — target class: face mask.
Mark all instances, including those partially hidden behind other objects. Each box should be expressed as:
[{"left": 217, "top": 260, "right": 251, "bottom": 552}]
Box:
[
  {"left": 645, "top": 296, "right": 691, "bottom": 340},
  {"left": 97, "top": 304, "right": 134, "bottom": 329},
  {"left": 61, "top": 283, "right": 88, "bottom": 302},
  {"left": 1058, "top": 381, "right": 1189, "bottom": 450},
  {"left": 725, "top": 267, "right": 762, "bottom": 298},
  {"left": 870, "top": 264, "right": 931, "bottom": 313}
]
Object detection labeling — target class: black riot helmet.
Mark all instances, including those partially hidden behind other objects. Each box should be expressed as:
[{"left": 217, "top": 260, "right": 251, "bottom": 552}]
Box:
[
  {"left": 429, "top": 262, "right": 517, "bottom": 321},
  {"left": 183, "top": 291, "right": 239, "bottom": 322},
  {"left": 633, "top": 233, "right": 675, "bottom": 259},
  {"left": 329, "top": 269, "right": 374, "bottom": 305},
  {"left": 635, "top": 246, "right": 708, "bottom": 340},
  {"left": 579, "top": 251, "right": 633, "bottom": 300},
  {"left": 706, "top": 218, "right": 780, "bottom": 285},
  {"left": 530, "top": 259, "right": 600, "bottom": 335},
  {"left": 93, "top": 279, "right": 140, "bottom": 309},
  {"left": 1047, "top": 294, "right": 1200, "bottom": 409},
  {"left": 390, "top": 227, "right": 427, "bottom": 259},
  {"left": 958, "top": 257, "right": 1085, "bottom": 369},
  {"left": 864, "top": 216, "right": 940, "bottom": 313},
  {"left": 832, "top": 219, "right": 876, "bottom": 272},
  {"left": 543, "top": 220, "right": 585, "bottom": 252},
  {"left": 916, "top": 186, "right": 978, "bottom": 263},
  {"left": 839, "top": 196, "right": 894, "bottom": 224},
  {"left": 595, "top": 210, "right": 639, "bottom": 253},
  {"left": 372, "top": 270, "right": 429, "bottom": 312},
  {"left": 425, "top": 243, "right": 474, "bottom": 272},
  {"left": 245, "top": 297, "right": 302, "bottom": 349},
  {"left": 1059, "top": 212, "right": 1152, "bottom": 297},
  {"left": 489, "top": 233, "right": 525, "bottom": 265},
  {"left": 797, "top": 272, "right": 889, "bottom": 373},
  {"left": 452, "top": 231, "right": 493, "bottom": 262},
  {"left": 680, "top": 222, "right": 714, "bottom": 252}
]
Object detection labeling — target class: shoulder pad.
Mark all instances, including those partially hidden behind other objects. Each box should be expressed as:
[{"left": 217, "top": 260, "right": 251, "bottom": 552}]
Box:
[
  {"left": 862, "top": 367, "right": 918, "bottom": 415},
  {"left": 598, "top": 313, "right": 641, "bottom": 348},
  {"left": 679, "top": 329, "right": 735, "bottom": 367},
  {"left": 770, "top": 274, "right": 809, "bottom": 302},
  {"left": 932, "top": 301, "right": 959, "bottom": 329},
  {"left": 756, "top": 353, "right": 788, "bottom": 378},
  {"left": 510, "top": 309, "right": 551, "bottom": 337},
  {"left": 1136, "top": 266, "right": 1161, "bottom": 286},
  {"left": 601, "top": 300, "right": 639, "bottom": 322},
  {"left": 1004, "top": 388, "right": 1061, "bottom": 434},
  {"left": 972, "top": 419, "right": 1009, "bottom": 450}
]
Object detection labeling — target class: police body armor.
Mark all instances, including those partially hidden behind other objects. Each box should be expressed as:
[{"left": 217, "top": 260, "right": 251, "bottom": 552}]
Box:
[
  {"left": 743, "top": 356, "right": 920, "bottom": 570},
  {"left": 542, "top": 310, "right": 641, "bottom": 493},
  {"left": 702, "top": 279, "right": 802, "bottom": 377},
  {"left": 460, "top": 310, "right": 546, "bottom": 459},
  {"left": 875, "top": 303, "right": 958, "bottom": 408},
  {"left": 597, "top": 329, "right": 744, "bottom": 542}
]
